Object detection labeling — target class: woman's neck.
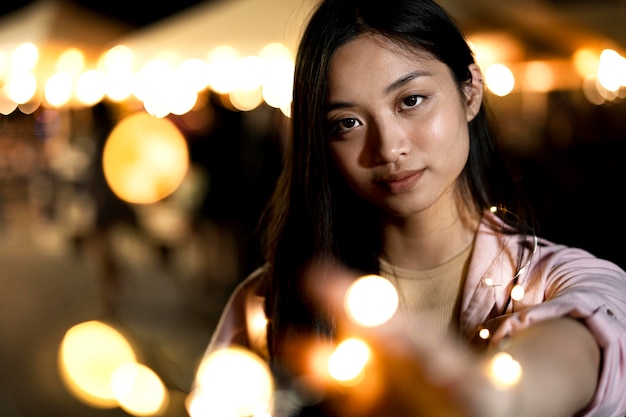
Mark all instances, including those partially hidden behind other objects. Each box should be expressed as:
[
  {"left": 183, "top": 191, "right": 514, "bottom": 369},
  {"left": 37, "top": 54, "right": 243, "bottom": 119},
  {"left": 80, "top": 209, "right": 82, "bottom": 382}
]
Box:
[{"left": 380, "top": 204, "right": 480, "bottom": 270}]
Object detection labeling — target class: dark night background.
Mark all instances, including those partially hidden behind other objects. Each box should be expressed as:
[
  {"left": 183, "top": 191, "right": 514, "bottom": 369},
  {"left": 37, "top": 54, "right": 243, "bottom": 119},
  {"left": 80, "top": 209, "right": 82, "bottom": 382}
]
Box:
[{"left": 0, "top": 0, "right": 210, "bottom": 27}]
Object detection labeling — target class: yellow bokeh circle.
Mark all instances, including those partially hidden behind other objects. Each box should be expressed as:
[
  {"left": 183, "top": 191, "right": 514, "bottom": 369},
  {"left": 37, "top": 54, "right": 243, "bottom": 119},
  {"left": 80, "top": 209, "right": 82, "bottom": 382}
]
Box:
[{"left": 103, "top": 112, "right": 189, "bottom": 204}]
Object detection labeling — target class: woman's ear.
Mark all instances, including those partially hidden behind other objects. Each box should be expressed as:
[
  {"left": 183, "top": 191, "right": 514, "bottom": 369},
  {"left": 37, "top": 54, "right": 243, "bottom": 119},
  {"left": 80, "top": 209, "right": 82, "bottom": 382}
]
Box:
[{"left": 464, "top": 63, "right": 484, "bottom": 122}]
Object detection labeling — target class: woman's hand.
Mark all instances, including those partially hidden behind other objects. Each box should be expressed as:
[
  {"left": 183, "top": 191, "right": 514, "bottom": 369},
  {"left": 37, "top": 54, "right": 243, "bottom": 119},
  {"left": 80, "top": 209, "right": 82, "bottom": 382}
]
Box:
[{"left": 278, "top": 259, "right": 518, "bottom": 417}]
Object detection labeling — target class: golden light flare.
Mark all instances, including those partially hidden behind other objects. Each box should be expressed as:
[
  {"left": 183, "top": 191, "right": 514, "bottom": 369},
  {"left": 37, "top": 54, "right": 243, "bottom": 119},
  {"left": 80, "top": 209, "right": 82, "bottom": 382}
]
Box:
[
  {"left": 58, "top": 320, "right": 169, "bottom": 416},
  {"left": 188, "top": 346, "right": 274, "bottom": 417},
  {"left": 111, "top": 363, "right": 169, "bottom": 416},
  {"left": 102, "top": 112, "right": 189, "bottom": 204},
  {"left": 485, "top": 63, "right": 515, "bottom": 96},
  {"left": 478, "top": 327, "right": 491, "bottom": 340},
  {"left": 487, "top": 352, "right": 522, "bottom": 389},
  {"left": 510, "top": 284, "right": 525, "bottom": 301},
  {"left": 327, "top": 338, "right": 371, "bottom": 386},
  {"left": 345, "top": 274, "right": 399, "bottom": 327},
  {"left": 58, "top": 320, "right": 137, "bottom": 408}
]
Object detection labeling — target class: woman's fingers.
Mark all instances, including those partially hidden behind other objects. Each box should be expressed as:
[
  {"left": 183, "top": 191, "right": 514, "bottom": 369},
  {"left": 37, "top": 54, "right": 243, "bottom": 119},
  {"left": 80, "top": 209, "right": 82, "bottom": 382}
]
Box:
[{"left": 284, "top": 257, "right": 478, "bottom": 416}]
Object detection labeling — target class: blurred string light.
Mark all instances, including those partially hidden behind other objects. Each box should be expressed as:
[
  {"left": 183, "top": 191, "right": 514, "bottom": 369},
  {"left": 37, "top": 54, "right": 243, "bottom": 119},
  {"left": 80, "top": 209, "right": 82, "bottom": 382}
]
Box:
[
  {"left": 0, "top": 40, "right": 297, "bottom": 116},
  {"left": 187, "top": 346, "right": 274, "bottom": 417},
  {"left": 1, "top": 33, "right": 625, "bottom": 116},
  {"left": 468, "top": 35, "right": 626, "bottom": 102},
  {"left": 327, "top": 338, "right": 370, "bottom": 386},
  {"left": 345, "top": 274, "right": 399, "bottom": 327},
  {"left": 111, "top": 363, "right": 170, "bottom": 416},
  {"left": 487, "top": 352, "right": 523, "bottom": 389},
  {"left": 322, "top": 274, "right": 397, "bottom": 387},
  {"left": 484, "top": 63, "right": 516, "bottom": 97},
  {"left": 58, "top": 320, "right": 169, "bottom": 416},
  {"left": 184, "top": 266, "right": 526, "bottom": 415}
]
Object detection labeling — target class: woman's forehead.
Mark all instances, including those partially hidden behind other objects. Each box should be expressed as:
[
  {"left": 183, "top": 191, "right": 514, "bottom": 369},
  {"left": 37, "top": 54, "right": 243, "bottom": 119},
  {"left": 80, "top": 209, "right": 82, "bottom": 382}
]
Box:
[
  {"left": 331, "top": 34, "right": 439, "bottom": 71},
  {"left": 329, "top": 34, "right": 443, "bottom": 80}
]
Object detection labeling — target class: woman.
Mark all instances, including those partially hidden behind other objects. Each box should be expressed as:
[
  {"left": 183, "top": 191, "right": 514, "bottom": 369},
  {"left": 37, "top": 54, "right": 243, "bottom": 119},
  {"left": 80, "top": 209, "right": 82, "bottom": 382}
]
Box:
[{"left": 190, "top": 0, "right": 626, "bottom": 416}]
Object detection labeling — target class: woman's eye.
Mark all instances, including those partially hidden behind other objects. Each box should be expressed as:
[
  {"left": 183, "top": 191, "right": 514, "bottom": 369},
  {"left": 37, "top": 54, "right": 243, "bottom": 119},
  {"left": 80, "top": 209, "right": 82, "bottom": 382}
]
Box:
[
  {"left": 400, "top": 95, "right": 424, "bottom": 110},
  {"left": 331, "top": 117, "right": 362, "bottom": 134}
]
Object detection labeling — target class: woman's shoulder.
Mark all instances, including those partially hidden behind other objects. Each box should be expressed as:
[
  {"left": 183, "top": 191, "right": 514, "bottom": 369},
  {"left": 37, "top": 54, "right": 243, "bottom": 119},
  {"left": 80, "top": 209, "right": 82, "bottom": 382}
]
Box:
[
  {"left": 205, "top": 264, "right": 270, "bottom": 354},
  {"left": 235, "top": 263, "right": 270, "bottom": 298}
]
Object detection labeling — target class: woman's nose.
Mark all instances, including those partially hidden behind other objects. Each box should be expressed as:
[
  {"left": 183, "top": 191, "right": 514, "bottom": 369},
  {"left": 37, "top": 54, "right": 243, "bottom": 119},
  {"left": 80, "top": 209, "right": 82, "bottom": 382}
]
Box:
[{"left": 370, "top": 119, "right": 411, "bottom": 164}]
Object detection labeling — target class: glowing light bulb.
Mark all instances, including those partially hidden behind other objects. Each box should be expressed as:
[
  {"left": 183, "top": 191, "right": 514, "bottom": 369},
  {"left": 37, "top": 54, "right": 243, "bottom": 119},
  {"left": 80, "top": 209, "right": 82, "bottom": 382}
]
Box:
[
  {"left": 345, "top": 275, "right": 398, "bottom": 327},
  {"left": 328, "top": 338, "right": 370, "bottom": 386},
  {"left": 510, "top": 285, "right": 525, "bottom": 301},
  {"left": 488, "top": 352, "right": 522, "bottom": 389},
  {"left": 192, "top": 347, "right": 273, "bottom": 417},
  {"left": 479, "top": 328, "right": 491, "bottom": 340}
]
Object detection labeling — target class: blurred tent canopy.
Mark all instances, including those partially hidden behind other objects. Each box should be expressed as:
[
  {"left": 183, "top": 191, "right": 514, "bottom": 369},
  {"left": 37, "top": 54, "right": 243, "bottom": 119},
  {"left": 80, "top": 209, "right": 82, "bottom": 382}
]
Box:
[
  {"left": 114, "top": 0, "right": 625, "bottom": 67},
  {"left": 0, "top": 0, "right": 133, "bottom": 72},
  {"left": 437, "top": 0, "right": 624, "bottom": 58},
  {"left": 113, "top": 0, "right": 318, "bottom": 63}
]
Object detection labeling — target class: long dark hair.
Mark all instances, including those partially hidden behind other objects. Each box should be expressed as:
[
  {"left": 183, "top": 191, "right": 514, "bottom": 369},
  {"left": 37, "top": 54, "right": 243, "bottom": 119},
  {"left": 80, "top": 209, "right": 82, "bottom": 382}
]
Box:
[{"left": 260, "top": 0, "right": 533, "bottom": 361}]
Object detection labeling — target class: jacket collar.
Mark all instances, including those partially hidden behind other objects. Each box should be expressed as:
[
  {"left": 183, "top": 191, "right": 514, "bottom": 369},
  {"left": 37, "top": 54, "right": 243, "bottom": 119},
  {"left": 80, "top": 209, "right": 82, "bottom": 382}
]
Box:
[{"left": 459, "top": 211, "right": 531, "bottom": 343}]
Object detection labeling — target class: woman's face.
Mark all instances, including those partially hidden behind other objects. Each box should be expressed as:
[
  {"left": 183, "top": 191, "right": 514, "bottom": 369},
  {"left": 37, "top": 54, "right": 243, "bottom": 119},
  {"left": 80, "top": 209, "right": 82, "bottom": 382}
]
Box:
[{"left": 326, "top": 34, "right": 482, "bottom": 219}]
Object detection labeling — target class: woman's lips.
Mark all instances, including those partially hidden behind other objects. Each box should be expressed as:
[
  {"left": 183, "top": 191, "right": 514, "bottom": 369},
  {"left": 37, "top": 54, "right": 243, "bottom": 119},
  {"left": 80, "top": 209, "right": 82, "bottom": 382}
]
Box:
[{"left": 377, "top": 169, "right": 424, "bottom": 193}]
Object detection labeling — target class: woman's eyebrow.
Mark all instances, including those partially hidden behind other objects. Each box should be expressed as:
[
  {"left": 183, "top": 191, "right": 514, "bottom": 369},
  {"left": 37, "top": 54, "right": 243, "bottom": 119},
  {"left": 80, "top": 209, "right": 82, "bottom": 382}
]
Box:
[
  {"left": 384, "top": 70, "right": 432, "bottom": 95},
  {"left": 326, "top": 70, "right": 433, "bottom": 112},
  {"left": 326, "top": 100, "right": 353, "bottom": 112}
]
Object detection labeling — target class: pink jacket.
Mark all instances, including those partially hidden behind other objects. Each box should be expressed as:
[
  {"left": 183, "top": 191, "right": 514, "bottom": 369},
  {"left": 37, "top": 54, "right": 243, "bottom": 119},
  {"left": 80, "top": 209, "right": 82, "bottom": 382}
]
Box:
[{"left": 201, "top": 213, "right": 626, "bottom": 416}]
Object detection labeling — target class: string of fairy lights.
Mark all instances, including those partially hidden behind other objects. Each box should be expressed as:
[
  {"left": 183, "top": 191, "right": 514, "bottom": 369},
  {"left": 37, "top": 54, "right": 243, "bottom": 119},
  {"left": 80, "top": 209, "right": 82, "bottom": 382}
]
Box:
[{"left": 0, "top": 34, "right": 625, "bottom": 118}]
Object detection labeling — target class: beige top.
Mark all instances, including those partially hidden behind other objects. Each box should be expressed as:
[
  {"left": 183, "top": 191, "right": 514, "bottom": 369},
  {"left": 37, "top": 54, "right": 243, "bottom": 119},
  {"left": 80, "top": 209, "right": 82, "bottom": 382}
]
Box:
[{"left": 378, "top": 243, "right": 473, "bottom": 341}]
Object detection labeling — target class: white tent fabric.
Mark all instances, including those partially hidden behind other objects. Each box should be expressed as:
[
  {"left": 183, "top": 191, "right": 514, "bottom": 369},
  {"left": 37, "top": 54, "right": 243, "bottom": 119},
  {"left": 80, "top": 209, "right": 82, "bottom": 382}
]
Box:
[
  {"left": 114, "top": 0, "right": 319, "bottom": 64},
  {"left": 113, "top": 0, "right": 621, "bottom": 71}
]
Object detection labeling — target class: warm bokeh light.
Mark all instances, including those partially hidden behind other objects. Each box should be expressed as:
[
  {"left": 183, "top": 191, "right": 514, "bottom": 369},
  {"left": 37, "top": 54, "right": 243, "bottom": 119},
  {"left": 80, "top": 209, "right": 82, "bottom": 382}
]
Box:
[
  {"left": 0, "top": 13, "right": 619, "bottom": 114},
  {"left": 236, "top": 55, "right": 266, "bottom": 91},
  {"left": 5, "top": 71, "right": 37, "bottom": 104},
  {"left": 0, "top": 89, "right": 18, "bottom": 115},
  {"left": 19, "top": 92, "right": 42, "bottom": 115},
  {"left": 468, "top": 33, "right": 525, "bottom": 69},
  {"left": 44, "top": 72, "right": 73, "bottom": 107},
  {"left": 479, "top": 327, "right": 491, "bottom": 340},
  {"left": 345, "top": 274, "right": 399, "bottom": 327},
  {"left": 245, "top": 296, "right": 269, "bottom": 350},
  {"left": 11, "top": 42, "right": 39, "bottom": 72},
  {"left": 75, "top": 69, "right": 107, "bottom": 106},
  {"left": 485, "top": 63, "right": 515, "bottom": 97},
  {"left": 188, "top": 346, "right": 273, "bottom": 417},
  {"left": 56, "top": 47, "right": 86, "bottom": 77},
  {"left": 524, "top": 61, "right": 554, "bottom": 93},
  {"left": 58, "top": 320, "right": 137, "bottom": 408},
  {"left": 0, "top": 51, "right": 8, "bottom": 79},
  {"left": 132, "top": 58, "right": 174, "bottom": 106},
  {"left": 100, "top": 44, "right": 135, "bottom": 73},
  {"left": 327, "top": 338, "right": 370, "bottom": 386},
  {"left": 111, "top": 362, "right": 169, "bottom": 416},
  {"left": 573, "top": 47, "right": 601, "bottom": 79},
  {"left": 104, "top": 69, "right": 135, "bottom": 102},
  {"left": 583, "top": 74, "right": 607, "bottom": 105},
  {"left": 100, "top": 45, "right": 136, "bottom": 102},
  {"left": 261, "top": 56, "right": 294, "bottom": 110},
  {"left": 206, "top": 45, "right": 241, "bottom": 94},
  {"left": 597, "top": 49, "right": 626, "bottom": 92},
  {"left": 230, "top": 88, "right": 264, "bottom": 111},
  {"left": 487, "top": 352, "right": 522, "bottom": 389},
  {"left": 102, "top": 112, "right": 189, "bottom": 204},
  {"left": 510, "top": 284, "right": 525, "bottom": 301},
  {"left": 176, "top": 58, "right": 211, "bottom": 93}
]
